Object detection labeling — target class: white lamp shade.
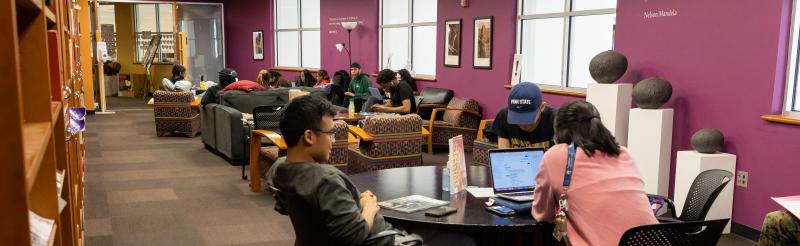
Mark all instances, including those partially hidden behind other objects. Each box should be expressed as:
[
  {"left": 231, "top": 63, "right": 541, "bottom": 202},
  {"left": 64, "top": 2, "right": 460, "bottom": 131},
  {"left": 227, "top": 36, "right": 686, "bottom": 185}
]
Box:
[
  {"left": 335, "top": 43, "right": 344, "bottom": 52},
  {"left": 341, "top": 21, "right": 358, "bottom": 30}
]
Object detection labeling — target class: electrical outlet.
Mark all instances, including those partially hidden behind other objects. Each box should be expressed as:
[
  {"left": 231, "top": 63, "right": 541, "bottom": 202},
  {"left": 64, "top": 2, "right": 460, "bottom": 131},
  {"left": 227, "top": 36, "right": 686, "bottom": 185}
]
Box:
[{"left": 736, "top": 170, "right": 748, "bottom": 187}]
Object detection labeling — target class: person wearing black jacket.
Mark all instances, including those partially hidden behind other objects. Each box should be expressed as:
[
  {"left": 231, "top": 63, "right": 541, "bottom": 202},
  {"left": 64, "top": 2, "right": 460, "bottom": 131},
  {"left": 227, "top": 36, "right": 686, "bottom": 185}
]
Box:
[{"left": 201, "top": 68, "right": 237, "bottom": 106}]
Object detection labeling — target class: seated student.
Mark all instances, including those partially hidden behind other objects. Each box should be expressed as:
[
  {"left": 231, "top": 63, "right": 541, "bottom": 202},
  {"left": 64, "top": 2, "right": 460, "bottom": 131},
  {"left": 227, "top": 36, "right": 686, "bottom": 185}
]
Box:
[
  {"left": 268, "top": 71, "right": 283, "bottom": 88},
  {"left": 161, "top": 65, "right": 192, "bottom": 92},
  {"left": 532, "top": 100, "right": 657, "bottom": 246},
  {"left": 313, "top": 69, "right": 332, "bottom": 88},
  {"left": 257, "top": 69, "right": 269, "bottom": 87},
  {"left": 760, "top": 210, "right": 800, "bottom": 245},
  {"left": 494, "top": 82, "right": 556, "bottom": 149},
  {"left": 294, "top": 69, "right": 318, "bottom": 87},
  {"left": 344, "top": 63, "right": 371, "bottom": 110},
  {"left": 201, "top": 68, "right": 237, "bottom": 106},
  {"left": 270, "top": 96, "right": 393, "bottom": 245},
  {"left": 363, "top": 69, "right": 416, "bottom": 114},
  {"left": 397, "top": 69, "right": 418, "bottom": 92}
]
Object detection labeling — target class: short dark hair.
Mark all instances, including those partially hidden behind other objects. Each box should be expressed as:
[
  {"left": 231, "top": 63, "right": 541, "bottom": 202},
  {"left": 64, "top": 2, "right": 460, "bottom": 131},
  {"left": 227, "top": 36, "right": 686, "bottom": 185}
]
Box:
[
  {"left": 350, "top": 63, "right": 361, "bottom": 69},
  {"left": 554, "top": 100, "right": 621, "bottom": 157},
  {"left": 280, "top": 96, "right": 337, "bottom": 147},
  {"left": 172, "top": 64, "right": 186, "bottom": 76},
  {"left": 376, "top": 69, "right": 396, "bottom": 84}
]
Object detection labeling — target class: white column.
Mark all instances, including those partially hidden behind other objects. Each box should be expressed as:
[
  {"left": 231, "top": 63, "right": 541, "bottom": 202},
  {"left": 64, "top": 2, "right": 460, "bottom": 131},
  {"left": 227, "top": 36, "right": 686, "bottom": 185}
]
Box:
[
  {"left": 627, "top": 108, "right": 673, "bottom": 196},
  {"left": 675, "top": 151, "right": 736, "bottom": 233},
  {"left": 586, "top": 83, "right": 632, "bottom": 146}
]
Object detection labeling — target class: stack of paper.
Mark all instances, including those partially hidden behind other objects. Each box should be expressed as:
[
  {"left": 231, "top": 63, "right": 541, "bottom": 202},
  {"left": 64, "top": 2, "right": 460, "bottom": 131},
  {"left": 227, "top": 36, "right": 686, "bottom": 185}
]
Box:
[{"left": 466, "top": 186, "right": 495, "bottom": 198}]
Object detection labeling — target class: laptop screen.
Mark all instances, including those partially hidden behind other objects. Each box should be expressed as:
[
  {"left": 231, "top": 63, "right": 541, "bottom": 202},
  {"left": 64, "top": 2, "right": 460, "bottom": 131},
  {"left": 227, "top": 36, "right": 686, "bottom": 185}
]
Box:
[{"left": 490, "top": 149, "right": 544, "bottom": 192}]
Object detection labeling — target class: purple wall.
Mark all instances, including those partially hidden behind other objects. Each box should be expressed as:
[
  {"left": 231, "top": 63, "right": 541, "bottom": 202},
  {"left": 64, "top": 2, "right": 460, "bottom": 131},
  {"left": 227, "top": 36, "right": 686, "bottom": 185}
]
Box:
[
  {"left": 616, "top": 0, "right": 800, "bottom": 229},
  {"left": 431, "top": 1, "right": 518, "bottom": 118},
  {"left": 320, "top": 0, "right": 379, "bottom": 77},
  {"left": 224, "top": 0, "right": 272, "bottom": 81},
  {"left": 221, "top": 0, "right": 800, "bottom": 230}
]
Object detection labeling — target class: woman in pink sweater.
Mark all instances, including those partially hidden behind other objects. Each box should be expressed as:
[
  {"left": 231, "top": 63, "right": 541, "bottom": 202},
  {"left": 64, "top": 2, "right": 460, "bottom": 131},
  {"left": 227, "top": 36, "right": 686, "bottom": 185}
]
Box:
[{"left": 532, "top": 100, "right": 657, "bottom": 246}]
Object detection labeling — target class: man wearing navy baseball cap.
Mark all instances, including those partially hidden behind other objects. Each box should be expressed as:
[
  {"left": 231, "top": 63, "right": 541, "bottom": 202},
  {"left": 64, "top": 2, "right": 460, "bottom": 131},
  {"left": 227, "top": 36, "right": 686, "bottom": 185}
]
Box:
[{"left": 493, "top": 82, "right": 555, "bottom": 149}]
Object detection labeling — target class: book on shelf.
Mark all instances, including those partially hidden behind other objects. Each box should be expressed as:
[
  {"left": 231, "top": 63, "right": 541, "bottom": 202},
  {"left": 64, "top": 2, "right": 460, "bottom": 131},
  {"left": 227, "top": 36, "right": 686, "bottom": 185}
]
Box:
[
  {"left": 56, "top": 169, "right": 64, "bottom": 196},
  {"left": 29, "top": 211, "right": 54, "bottom": 246}
]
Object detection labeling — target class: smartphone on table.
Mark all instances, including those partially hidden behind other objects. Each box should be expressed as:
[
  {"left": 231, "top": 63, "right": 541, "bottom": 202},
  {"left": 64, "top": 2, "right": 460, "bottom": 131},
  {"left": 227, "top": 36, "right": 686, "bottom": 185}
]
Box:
[{"left": 486, "top": 205, "right": 516, "bottom": 216}]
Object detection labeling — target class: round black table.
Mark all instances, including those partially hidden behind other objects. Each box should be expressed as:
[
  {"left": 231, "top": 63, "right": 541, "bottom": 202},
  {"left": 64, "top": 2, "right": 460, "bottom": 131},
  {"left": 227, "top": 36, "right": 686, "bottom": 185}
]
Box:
[{"left": 348, "top": 165, "right": 541, "bottom": 232}]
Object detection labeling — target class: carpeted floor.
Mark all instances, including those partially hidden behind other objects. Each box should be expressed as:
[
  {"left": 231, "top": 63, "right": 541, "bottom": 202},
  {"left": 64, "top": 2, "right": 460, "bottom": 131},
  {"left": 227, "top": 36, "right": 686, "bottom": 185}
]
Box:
[{"left": 83, "top": 96, "right": 757, "bottom": 246}]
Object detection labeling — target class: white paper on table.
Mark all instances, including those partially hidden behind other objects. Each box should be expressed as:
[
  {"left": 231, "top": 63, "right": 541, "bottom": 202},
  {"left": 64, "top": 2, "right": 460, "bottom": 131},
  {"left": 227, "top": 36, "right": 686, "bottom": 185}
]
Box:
[
  {"left": 466, "top": 186, "right": 495, "bottom": 198},
  {"left": 448, "top": 135, "right": 468, "bottom": 194},
  {"left": 29, "top": 211, "right": 54, "bottom": 246},
  {"left": 772, "top": 195, "right": 800, "bottom": 218}
]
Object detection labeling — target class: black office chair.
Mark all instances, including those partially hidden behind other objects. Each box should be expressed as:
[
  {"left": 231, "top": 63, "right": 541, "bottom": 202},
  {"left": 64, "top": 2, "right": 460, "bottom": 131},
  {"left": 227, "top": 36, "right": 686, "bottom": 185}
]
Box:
[
  {"left": 242, "top": 105, "right": 284, "bottom": 180},
  {"left": 619, "top": 219, "right": 729, "bottom": 246},
  {"left": 648, "top": 169, "right": 733, "bottom": 222},
  {"left": 270, "top": 186, "right": 407, "bottom": 246}
]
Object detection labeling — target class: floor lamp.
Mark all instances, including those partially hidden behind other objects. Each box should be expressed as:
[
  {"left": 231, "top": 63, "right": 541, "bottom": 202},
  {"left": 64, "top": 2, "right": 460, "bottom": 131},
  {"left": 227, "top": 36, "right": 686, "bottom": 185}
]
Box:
[{"left": 338, "top": 21, "right": 358, "bottom": 67}]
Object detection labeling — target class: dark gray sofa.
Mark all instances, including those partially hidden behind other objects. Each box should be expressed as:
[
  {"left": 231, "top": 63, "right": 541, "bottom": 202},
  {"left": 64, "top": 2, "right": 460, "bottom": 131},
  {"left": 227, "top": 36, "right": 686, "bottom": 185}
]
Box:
[{"left": 201, "top": 87, "right": 326, "bottom": 165}]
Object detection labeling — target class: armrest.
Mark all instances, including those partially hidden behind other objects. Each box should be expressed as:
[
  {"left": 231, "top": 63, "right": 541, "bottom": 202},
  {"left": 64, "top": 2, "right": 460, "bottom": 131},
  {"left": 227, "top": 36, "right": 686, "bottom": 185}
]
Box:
[
  {"left": 347, "top": 133, "right": 357, "bottom": 144},
  {"left": 428, "top": 108, "right": 443, "bottom": 132},
  {"left": 252, "top": 130, "right": 287, "bottom": 149},
  {"left": 417, "top": 103, "right": 447, "bottom": 109},
  {"left": 348, "top": 125, "right": 374, "bottom": 141},
  {"left": 249, "top": 130, "right": 287, "bottom": 192},
  {"left": 477, "top": 120, "right": 494, "bottom": 141}
]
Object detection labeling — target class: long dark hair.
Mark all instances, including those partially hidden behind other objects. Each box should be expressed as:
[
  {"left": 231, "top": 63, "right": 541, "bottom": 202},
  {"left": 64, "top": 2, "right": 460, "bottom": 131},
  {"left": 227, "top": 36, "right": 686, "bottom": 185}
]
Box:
[
  {"left": 397, "top": 69, "right": 417, "bottom": 91},
  {"left": 554, "top": 100, "right": 620, "bottom": 157},
  {"left": 302, "top": 69, "right": 317, "bottom": 85}
]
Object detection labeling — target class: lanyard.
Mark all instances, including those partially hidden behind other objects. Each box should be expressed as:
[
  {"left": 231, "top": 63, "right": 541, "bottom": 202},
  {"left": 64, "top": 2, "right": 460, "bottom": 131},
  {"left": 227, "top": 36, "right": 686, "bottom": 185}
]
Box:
[{"left": 562, "top": 143, "right": 577, "bottom": 189}]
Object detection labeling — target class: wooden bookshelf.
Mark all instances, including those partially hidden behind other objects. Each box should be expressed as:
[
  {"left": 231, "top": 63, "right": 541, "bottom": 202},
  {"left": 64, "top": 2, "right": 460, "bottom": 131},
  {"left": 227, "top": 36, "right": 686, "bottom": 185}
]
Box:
[{"left": 1, "top": 0, "right": 86, "bottom": 244}]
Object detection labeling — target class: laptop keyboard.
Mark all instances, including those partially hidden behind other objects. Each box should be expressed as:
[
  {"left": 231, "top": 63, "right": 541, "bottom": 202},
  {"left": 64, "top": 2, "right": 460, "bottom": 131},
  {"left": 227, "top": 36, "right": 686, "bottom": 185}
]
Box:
[{"left": 507, "top": 191, "right": 534, "bottom": 197}]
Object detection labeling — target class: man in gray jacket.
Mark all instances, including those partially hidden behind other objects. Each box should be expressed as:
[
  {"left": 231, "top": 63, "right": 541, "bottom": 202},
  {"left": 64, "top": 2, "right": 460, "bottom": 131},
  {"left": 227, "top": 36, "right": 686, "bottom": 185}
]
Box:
[{"left": 270, "top": 96, "right": 392, "bottom": 245}]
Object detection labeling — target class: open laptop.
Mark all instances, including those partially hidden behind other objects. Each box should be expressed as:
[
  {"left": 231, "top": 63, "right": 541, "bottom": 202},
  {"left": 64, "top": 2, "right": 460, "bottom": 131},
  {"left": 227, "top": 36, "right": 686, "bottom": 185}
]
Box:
[
  {"left": 368, "top": 87, "right": 385, "bottom": 99},
  {"left": 489, "top": 148, "right": 545, "bottom": 202}
]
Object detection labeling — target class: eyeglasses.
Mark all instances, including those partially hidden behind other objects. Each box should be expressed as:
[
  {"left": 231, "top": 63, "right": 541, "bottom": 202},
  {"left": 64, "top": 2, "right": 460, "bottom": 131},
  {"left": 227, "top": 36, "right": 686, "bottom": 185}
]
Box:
[{"left": 311, "top": 129, "right": 336, "bottom": 140}]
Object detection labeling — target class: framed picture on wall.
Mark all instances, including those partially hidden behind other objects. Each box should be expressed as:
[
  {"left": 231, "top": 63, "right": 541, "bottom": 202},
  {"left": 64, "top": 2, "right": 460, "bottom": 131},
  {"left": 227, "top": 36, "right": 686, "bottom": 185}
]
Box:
[
  {"left": 473, "top": 16, "right": 493, "bottom": 69},
  {"left": 444, "top": 19, "right": 462, "bottom": 68},
  {"left": 253, "top": 31, "right": 264, "bottom": 61}
]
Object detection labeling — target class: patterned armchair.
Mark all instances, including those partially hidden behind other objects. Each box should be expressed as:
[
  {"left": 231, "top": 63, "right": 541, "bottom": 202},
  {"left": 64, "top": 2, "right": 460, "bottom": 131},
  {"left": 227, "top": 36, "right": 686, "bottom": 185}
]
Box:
[
  {"left": 329, "top": 120, "right": 357, "bottom": 172},
  {"left": 153, "top": 90, "right": 200, "bottom": 137},
  {"left": 347, "top": 114, "right": 426, "bottom": 173},
  {"left": 423, "top": 97, "right": 481, "bottom": 154},
  {"left": 472, "top": 120, "right": 497, "bottom": 166}
]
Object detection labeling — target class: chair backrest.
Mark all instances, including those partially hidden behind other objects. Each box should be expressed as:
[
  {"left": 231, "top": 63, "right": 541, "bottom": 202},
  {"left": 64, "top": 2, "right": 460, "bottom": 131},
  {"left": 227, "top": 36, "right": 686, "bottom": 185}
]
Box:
[
  {"left": 253, "top": 105, "right": 284, "bottom": 131},
  {"left": 619, "top": 219, "right": 729, "bottom": 246},
  {"left": 360, "top": 114, "right": 423, "bottom": 157},
  {"left": 679, "top": 169, "right": 733, "bottom": 221},
  {"left": 443, "top": 97, "right": 481, "bottom": 128},
  {"left": 418, "top": 87, "right": 454, "bottom": 105}
]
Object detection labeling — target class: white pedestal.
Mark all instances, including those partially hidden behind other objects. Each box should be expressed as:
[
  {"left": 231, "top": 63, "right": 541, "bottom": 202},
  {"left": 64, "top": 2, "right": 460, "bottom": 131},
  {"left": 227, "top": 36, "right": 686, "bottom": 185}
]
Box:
[
  {"left": 627, "top": 108, "right": 673, "bottom": 196},
  {"left": 675, "top": 151, "right": 736, "bottom": 233},
  {"left": 586, "top": 83, "right": 633, "bottom": 146}
]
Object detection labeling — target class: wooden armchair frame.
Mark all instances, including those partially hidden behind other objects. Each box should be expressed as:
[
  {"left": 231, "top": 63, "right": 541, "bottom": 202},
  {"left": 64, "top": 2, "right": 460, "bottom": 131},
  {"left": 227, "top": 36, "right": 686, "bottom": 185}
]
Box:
[{"left": 425, "top": 107, "right": 482, "bottom": 154}]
